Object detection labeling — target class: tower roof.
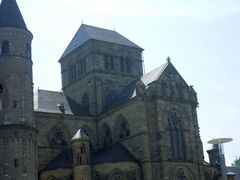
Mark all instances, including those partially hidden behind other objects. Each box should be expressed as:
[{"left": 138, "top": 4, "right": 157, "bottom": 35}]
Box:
[
  {"left": 60, "top": 24, "right": 143, "bottom": 59},
  {"left": 71, "top": 128, "right": 89, "bottom": 142},
  {"left": 0, "top": 0, "right": 27, "bottom": 29}
]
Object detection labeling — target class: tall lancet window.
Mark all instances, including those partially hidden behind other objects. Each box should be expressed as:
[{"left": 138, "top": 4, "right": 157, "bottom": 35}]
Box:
[{"left": 168, "top": 109, "right": 186, "bottom": 160}]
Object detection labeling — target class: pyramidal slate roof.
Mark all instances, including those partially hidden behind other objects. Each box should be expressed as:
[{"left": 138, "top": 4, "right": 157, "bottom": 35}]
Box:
[
  {"left": 0, "top": 0, "right": 27, "bottom": 29},
  {"left": 60, "top": 24, "right": 143, "bottom": 59},
  {"left": 71, "top": 128, "right": 89, "bottom": 142}
]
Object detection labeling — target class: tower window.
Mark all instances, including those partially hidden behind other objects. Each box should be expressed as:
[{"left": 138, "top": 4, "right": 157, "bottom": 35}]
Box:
[
  {"left": 83, "top": 56, "right": 87, "bottom": 74},
  {"left": 0, "top": 84, "right": 3, "bottom": 93},
  {"left": 26, "top": 43, "right": 31, "bottom": 59},
  {"left": 126, "top": 58, "right": 132, "bottom": 73},
  {"left": 80, "top": 143, "right": 86, "bottom": 154},
  {"left": 120, "top": 56, "right": 132, "bottom": 73},
  {"left": 104, "top": 54, "right": 114, "bottom": 70},
  {"left": 14, "top": 158, "right": 19, "bottom": 167},
  {"left": 120, "top": 56, "right": 125, "bottom": 72},
  {"left": 1, "top": 41, "right": 9, "bottom": 55}
]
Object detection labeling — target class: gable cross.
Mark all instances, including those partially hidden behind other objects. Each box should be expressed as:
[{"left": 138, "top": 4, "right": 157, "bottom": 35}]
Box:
[{"left": 166, "top": 56, "right": 171, "bottom": 63}]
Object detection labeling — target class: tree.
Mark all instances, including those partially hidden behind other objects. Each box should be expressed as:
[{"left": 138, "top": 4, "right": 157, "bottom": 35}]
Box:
[{"left": 231, "top": 156, "right": 240, "bottom": 166}]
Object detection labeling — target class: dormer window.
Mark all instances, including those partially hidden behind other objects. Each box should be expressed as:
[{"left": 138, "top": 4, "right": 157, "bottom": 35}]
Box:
[{"left": 1, "top": 41, "right": 9, "bottom": 55}]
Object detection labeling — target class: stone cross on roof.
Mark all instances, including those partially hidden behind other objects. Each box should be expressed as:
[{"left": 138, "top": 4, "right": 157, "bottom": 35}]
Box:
[{"left": 166, "top": 56, "right": 171, "bottom": 63}]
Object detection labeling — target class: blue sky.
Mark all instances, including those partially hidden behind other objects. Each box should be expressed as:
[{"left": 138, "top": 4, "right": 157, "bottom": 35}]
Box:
[{"left": 14, "top": 0, "right": 240, "bottom": 165}]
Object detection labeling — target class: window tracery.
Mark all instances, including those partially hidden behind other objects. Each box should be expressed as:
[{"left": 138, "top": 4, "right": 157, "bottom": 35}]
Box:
[
  {"left": 110, "top": 169, "right": 124, "bottom": 180},
  {"left": 49, "top": 127, "right": 67, "bottom": 147},
  {"left": 168, "top": 110, "right": 186, "bottom": 160},
  {"left": 115, "top": 115, "right": 130, "bottom": 140},
  {"left": 176, "top": 168, "right": 186, "bottom": 180}
]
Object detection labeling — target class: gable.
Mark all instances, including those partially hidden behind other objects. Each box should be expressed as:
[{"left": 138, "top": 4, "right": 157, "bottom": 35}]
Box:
[{"left": 145, "top": 62, "right": 197, "bottom": 104}]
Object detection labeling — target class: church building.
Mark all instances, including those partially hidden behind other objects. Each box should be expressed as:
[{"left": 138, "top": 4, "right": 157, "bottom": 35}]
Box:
[{"left": 0, "top": 0, "right": 221, "bottom": 179}]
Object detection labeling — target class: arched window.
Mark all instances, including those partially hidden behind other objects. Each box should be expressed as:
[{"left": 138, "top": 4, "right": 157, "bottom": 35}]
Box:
[
  {"left": 82, "top": 93, "right": 89, "bottom": 109},
  {"left": 1, "top": 41, "right": 9, "bottom": 55},
  {"left": 49, "top": 126, "right": 68, "bottom": 147},
  {"left": 115, "top": 115, "right": 130, "bottom": 141},
  {"left": 80, "top": 143, "right": 86, "bottom": 154},
  {"left": 110, "top": 169, "right": 124, "bottom": 180},
  {"left": 176, "top": 168, "right": 186, "bottom": 180},
  {"left": 101, "top": 123, "right": 112, "bottom": 147},
  {"left": 168, "top": 110, "right": 186, "bottom": 160}
]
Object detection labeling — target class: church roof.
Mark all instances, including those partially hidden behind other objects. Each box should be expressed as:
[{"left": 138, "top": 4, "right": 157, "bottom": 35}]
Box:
[
  {"left": 60, "top": 24, "right": 143, "bottom": 59},
  {"left": 34, "top": 89, "right": 90, "bottom": 116},
  {"left": 43, "top": 149, "right": 73, "bottom": 171},
  {"left": 71, "top": 128, "right": 89, "bottom": 142},
  {"left": 0, "top": 0, "right": 27, "bottom": 29},
  {"left": 43, "top": 143, "right": 139, "bottom": 171},
  {"left": 91, "top": 143, "right": 139, "bottom": 165},
  {"left": 105, "top": 62, "right": 170, "bottom": 108},
  {"left": 227, "top": 166, "right": 240, "bottom": 174}
]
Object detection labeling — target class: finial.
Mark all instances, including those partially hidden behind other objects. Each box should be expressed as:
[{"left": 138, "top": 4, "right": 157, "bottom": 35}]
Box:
[
  {"left": 114, "top": 28, "right": 116, "bottom": 31},
  {"left": 81, "top": 20, "right": 83, "bottom": 24},
  {"left": 166, "top": 56, "right": 171, "bottom": 63}
]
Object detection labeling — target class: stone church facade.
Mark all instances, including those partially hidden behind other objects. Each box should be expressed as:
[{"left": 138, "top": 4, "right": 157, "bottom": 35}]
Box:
[{"left": 0, "top": 0, "right": 220, "bottom": 180}]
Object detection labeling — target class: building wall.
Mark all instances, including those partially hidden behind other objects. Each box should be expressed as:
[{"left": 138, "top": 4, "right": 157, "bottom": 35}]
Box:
[
  {"left": 35, "top": 112, "right": 96, "bottom": 171},
  {"left": 60, "top": 40, "right": 143, "bottom": 115}
]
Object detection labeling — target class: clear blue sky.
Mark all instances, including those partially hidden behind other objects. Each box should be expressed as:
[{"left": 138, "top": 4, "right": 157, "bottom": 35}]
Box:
[{"left": 15, "top": 0, "right": 240, "bottom": 165}]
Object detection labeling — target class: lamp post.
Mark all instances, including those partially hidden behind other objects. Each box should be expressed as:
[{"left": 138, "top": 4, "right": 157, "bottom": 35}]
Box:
[{"left": 208, "top": 138, "right": 233, "bottom": 180}]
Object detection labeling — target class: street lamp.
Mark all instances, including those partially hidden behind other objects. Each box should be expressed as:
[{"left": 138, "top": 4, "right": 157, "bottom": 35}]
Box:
[{"left": 208, "top": 138, "right": 233, "bottom": 180}]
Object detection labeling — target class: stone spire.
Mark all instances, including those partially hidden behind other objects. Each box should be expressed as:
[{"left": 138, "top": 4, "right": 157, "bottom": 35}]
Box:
[{"left": 0, "top": 0, "right": 27, "bottom": 29}]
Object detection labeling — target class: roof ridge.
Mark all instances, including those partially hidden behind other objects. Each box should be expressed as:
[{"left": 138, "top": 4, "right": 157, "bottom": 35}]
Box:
[{"left": 36, "top": 89, "right": 61, "bottom": 93}]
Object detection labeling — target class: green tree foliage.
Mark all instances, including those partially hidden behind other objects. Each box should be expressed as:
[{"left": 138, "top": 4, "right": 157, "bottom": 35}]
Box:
[{"left": 232, "top": 156, "right": 240, "bottom": 166}]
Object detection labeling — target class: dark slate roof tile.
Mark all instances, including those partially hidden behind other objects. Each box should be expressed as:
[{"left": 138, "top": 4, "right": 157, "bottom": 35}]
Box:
[
  {"left": 60, "top": 24, "right": 143, "bottom": 59},
  {"left": 227, "top": 166, "right": 240, "bottom": 174},
  {"left": 43, "top": 143, "right": 138, "bottom": 170},
  {"left": 0, "top": 0, "right": 27, "bottom": 29},
  {"left": 34, "top": 89, "right": 90, "bottom": 116},
  {"left": 43, "top": 149, "right": 73, "bottom": 170},
  {"left": 91, "top": 143, "right": 139, "bottom": 165}
]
